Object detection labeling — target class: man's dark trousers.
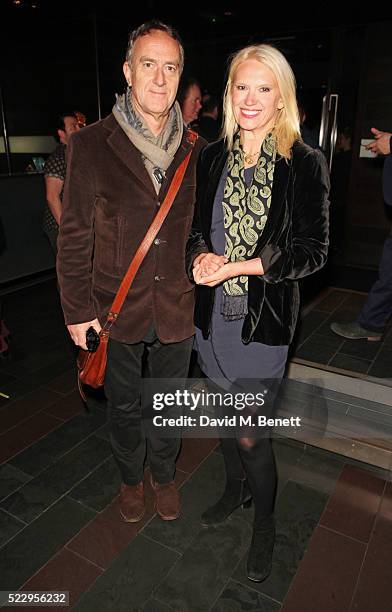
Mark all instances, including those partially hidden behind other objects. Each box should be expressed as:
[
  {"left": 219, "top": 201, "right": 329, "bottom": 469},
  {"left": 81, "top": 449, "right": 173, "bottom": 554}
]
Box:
[
  {"left": 358, "top": 229, "right": 392, "bottom": 332},
  {"left": 105, "top": 335, "right": 193, "bottom": 486}
]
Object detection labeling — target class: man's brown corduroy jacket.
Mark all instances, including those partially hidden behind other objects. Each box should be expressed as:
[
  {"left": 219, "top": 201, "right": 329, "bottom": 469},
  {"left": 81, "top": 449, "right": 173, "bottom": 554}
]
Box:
[{"left": 57, "top": 113, "right": 205, "bottom": 344}]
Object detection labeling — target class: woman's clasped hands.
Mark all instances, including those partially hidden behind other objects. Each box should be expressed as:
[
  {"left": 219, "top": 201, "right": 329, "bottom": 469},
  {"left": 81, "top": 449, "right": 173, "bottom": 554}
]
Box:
[
  {"left": 193, "top": 253, "right": 264, "bottom": 286},
  {"left": 192, "top": 252, "right": 233, "bottom": 287}
]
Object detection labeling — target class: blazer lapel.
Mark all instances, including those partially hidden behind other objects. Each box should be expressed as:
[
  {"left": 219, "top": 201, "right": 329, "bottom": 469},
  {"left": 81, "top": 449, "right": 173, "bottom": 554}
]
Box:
[
  {"left": 158, "top": 129, "right": 196, "bottom": 203},
  {"left": 105, "top": 119, "right": 156, "bottom": 197},
  {"left": 255, "top": 154, "right": 291, "bottom": 252}
]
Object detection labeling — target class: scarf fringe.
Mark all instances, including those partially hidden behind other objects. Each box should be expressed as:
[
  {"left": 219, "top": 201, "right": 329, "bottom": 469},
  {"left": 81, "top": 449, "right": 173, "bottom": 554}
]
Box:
[{"left": 221, "top": 292, "right": 248, "bottom": 321}]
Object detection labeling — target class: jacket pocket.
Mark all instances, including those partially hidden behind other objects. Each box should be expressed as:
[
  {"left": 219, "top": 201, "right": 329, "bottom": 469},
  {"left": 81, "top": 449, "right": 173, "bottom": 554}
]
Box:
[
  {"left": 94, "top": 213, "right": 127, "bottom": 281},
  {"left": 115, "top": 215, "right": 127, "bottom": 271}
]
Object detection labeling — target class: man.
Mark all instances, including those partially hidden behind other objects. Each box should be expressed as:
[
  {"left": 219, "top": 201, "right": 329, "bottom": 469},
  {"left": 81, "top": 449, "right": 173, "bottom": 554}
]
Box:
[
  {"left": 197, "top": 93, "right": 220, "bottom": 142},
  {"left": 177, "top": 77, "right": 202, "bottom": 127},
  {"left": 298, "top": 103, "right": 320, "bottom": 150},
  {"left": 43, "top": 111, "right": 86, "bottom": 255},
  {"left": 57, "top": 22, "right": 205, "bottom": 522},
  {"left": 331, "top": 127, "right": 392, "bottom": 341}
]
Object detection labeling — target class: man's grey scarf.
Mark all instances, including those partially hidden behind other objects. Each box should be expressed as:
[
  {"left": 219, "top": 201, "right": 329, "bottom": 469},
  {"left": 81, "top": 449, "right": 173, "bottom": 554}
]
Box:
[{"left": 113, "top": 87, "right": 184, "bottom": 194}]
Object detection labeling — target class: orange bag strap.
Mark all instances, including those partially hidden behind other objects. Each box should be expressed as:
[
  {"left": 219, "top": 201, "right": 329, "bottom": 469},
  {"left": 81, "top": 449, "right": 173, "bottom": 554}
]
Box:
[{"left": 103, "top": 130, "right": 198, "bottom": 331}]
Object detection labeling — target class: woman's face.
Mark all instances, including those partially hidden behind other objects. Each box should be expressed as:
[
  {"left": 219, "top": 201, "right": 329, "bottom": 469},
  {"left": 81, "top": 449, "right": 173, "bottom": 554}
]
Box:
[{"left": 231, "top": 59, "right": 283, "bottom": 139}]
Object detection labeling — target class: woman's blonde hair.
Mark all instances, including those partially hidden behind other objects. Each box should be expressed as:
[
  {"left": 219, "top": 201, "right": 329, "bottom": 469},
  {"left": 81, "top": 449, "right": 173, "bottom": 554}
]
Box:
[{"left": 221, "top": 44, "right": 301, "bottom": 159}]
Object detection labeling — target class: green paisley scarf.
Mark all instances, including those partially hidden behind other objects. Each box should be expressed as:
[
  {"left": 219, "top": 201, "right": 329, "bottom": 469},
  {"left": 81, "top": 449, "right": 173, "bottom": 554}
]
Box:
[{"left": 222, "top": 131, "right": 276, "bottom": 320}]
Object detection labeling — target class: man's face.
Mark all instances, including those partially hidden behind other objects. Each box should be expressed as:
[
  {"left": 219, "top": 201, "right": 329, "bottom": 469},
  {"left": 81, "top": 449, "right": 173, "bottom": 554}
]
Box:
[
  {"left": 123, "top": 30, "right": 181, "bottom": 130},
  {"left": 58, "top": 115, "right": 81, "bottom": 144},
  {"left": 181, "top": 84, "right": 202, "bottom": 125}
]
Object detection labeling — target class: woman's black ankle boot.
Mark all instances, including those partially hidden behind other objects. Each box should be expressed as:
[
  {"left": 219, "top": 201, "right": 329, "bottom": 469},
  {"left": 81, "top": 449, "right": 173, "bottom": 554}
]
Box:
[
  {"left": 247, "top": 515, "right": 275, "bottom": 582},
  {"left": 201, "top": 479, "right": 252, "bottom": 526}
]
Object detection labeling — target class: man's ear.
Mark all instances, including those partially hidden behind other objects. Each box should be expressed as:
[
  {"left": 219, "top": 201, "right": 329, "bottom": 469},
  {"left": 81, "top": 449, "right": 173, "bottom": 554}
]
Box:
[
  {"left": 123, "top": 61, "right": 131, "bottom": 86},
  {"left": 58, "top": 129, "right": 66, "bottom": 144}
]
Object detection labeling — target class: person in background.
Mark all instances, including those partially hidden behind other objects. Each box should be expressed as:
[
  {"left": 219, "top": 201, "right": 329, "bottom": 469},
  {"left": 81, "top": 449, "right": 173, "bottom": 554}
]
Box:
[
  {"left": 331, "top": 127, "right": 392, "bottom": 341},
  {"left": 197, "top": 93, "right": 220, "bottom": 142},
  {"left": 298, "top": 102, "right": 320, "bottom": 149},
  {"left": 177, "top": 77, "right": 202, "bottom": 127},
  {"left": 43, "top": 110, "right": 86, "bottom": 256},
  {"left": 186, "top": 43, "right": 329, "bottom": 583}
]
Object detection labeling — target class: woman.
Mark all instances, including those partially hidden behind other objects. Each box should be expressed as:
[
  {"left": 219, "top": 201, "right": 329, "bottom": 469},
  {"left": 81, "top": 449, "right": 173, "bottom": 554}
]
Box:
[{"left": 186, "top": 44, "right": 329, "bottom": 582}]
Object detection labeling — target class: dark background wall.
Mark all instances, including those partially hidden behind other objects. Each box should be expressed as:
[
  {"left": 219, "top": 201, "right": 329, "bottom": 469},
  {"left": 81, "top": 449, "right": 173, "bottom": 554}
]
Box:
[{"left": 1, "top": 1, "right": 392, "bottom": 284}]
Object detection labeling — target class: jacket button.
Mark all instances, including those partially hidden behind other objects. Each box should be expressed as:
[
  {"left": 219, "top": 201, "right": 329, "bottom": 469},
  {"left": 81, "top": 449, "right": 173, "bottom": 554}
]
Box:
[
  {"left": 154, "top": 238, "right": 161, "bottom": 245},
  {"left": 154, "top": 275, "right": 161, "bottom": 281}
]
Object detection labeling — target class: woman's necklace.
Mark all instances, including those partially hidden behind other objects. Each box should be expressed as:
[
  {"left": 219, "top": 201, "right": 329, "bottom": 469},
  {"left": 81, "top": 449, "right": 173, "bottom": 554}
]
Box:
[{"left": 243, "top": 150, "right": 259, "bottom": 165}]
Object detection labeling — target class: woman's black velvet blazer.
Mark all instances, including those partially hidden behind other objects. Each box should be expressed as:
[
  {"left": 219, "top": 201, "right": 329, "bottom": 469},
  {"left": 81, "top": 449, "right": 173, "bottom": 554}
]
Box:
[{"left": 185, "top": 138, "right": 330, "bottom": 346}]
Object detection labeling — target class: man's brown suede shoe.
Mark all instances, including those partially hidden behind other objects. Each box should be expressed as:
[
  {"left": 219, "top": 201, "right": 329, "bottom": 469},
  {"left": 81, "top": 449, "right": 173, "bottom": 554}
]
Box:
[
  {"left": 150, "top": 475, "right": 180, "bottom": 520},
  {"left": 119, "top": 482, "right": 145, "bottom": 523}
]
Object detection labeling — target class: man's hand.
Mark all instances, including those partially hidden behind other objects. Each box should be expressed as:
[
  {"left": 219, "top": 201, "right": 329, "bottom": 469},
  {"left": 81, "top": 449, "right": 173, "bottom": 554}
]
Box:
[
  {"left": 192, "top": 252, "right": 227, "bottom": 283},
  {"left": 366, "top": 127, "right": 392, "bottom": 155},
  {"left": 67, "top": 318, "right": 102, "bottom": 350}
]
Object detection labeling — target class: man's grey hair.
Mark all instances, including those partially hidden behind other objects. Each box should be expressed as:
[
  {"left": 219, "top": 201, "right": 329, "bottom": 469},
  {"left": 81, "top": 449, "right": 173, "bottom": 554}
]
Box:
[{"left": 125, "top": 20, "right": 184, "bottom": 73}]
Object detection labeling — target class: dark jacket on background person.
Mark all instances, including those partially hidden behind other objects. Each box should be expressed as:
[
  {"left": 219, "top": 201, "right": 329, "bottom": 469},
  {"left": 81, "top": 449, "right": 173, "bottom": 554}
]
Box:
[
  {"left": 57, "top": 113, "right": 205, "bottom": 344},
  {"left": 186, "top": 139, "right": 330, "bottom": 346},
  {"left": 197, "top": 115, "right": 220, "bottom": 143}
]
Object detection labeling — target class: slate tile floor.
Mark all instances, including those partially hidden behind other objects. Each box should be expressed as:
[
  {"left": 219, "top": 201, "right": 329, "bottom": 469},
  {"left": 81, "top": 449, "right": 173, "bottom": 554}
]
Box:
[
  {"left": 293, "top": 287, "right": 392, "bottom": 379},
  {"left": 0, "top": 280, "right": 391, "bottom": 610}
]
